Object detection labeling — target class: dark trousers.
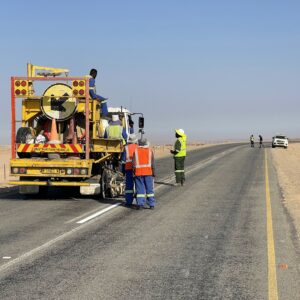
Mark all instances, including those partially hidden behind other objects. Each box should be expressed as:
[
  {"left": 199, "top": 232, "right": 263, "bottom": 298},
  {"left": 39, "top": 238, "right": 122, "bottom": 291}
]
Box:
[{"left": 174, "top": 157, "right": 185, "bottom": 183}]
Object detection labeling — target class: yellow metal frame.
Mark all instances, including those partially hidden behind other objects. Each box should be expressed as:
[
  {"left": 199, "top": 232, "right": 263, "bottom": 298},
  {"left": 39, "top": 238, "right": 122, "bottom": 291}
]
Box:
[
  {"left": 27, "top": 63, "right": 69, "bottom": 78},
  {"left": 10, "top": 158, "right": 93, "bottom": 178}
]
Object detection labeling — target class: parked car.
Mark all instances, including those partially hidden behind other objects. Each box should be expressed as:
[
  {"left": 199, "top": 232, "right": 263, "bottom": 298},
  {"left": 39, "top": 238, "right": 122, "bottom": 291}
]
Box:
[{"left": 272, "top": 135, "right": 288, "bottom": 149}]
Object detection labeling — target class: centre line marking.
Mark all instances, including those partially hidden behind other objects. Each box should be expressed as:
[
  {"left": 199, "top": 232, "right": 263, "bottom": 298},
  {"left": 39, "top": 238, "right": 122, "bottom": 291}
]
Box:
[{"left": 265, "top": 149, "right": 279, "bottom": 300}]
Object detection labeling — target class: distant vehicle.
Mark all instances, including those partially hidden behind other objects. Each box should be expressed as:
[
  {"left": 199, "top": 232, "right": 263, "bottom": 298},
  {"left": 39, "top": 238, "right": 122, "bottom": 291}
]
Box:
[{"left": 272, "top": 135, "right": 288, "bottom": 149}]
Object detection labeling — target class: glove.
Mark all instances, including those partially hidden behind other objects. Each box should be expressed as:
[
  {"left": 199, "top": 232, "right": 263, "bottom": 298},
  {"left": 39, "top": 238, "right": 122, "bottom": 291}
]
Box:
[{"left": 170, "top": 150, "right": 175, "bottom": 154}]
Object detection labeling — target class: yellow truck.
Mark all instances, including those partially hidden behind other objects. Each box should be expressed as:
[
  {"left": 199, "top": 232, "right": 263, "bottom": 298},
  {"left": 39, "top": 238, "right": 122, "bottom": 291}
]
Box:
[{"left": 9, "top": 64, "right": 144, "bottom": 197}]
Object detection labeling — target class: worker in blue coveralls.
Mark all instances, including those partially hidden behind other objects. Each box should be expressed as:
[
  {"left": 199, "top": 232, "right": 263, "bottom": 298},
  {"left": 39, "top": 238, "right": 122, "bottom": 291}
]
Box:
[
  {"left": 132, "top": 138, "right": 155, "bottom": 210},
  {"left": 88, "top": 69, "right": 108, "bottom": 117},
  {"left": 121, "top": 133, "right": 139, "bottom": 207}
]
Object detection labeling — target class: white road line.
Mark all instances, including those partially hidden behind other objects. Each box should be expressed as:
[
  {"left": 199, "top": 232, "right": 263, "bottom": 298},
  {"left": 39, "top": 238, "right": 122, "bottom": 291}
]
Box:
[
  {"left": 65, "top": 206, "right": 110, "bottom": 224},
  {"left": 0, "top": 146, "right": 240, "bottom": 276},
  {"left": 76, "top": 203, "right": 122, "bottom": 224},
  {"left": 73, "top": 147, "right": 239, "bottom": 224},
  {"left": 0, "top": 215, "right": 103, "bottom": 275}
]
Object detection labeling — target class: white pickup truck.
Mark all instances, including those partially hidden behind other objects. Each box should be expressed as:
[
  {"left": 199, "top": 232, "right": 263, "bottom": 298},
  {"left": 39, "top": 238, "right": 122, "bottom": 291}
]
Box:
[{"left": 272, "top": 135, "right": 288, "bottom": 149}]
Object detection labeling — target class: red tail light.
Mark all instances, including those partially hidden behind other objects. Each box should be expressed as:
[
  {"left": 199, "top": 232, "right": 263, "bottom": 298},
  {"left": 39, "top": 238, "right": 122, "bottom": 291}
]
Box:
[
  {"left": 15, "top": 89, "right": 21, "bottom": 95},
  {"left": 79, "top": 81, "right": 85, "bottom": 87},
  {"left": 79, "top": 89, "right": 84, "bottom": 95},
  {"left": 73, "top": 81, "right": 79, "bottom": 87},
  {"left": 19, "top": 168, "right": 26, "bottom": 174},
  {"left": 15, "top": 81, "right": 20, "bottom": 87},
  {"left": 21, "top": 81, "right": 27, "bottom": 87}
]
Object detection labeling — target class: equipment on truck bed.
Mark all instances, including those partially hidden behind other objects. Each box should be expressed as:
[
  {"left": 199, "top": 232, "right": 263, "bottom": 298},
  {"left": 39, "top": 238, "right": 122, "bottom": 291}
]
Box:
[{"left": 9, "top": 63, "right": 145, "bottom": 198}]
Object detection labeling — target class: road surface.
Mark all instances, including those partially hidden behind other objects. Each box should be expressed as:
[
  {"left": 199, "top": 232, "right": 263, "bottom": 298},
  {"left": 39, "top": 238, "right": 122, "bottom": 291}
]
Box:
[{"left": 0, "top": 143, "right": 299, "bottom": 299}]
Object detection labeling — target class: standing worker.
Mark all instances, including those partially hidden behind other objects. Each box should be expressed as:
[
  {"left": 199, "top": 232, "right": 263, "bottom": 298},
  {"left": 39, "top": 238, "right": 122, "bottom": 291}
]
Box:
[
  {"left": 250, "top": 134, "right": 254, "bottom": 148},
  {"left": 259, "top": 135, "right": 263, "bottom": 148},
  {"left": 170, "top": 129, "right": 187, "bottom": 186},
  {"left": 88, "top": 68, "right": 108, "bottom": 117},
  {"left": 122, "top": 134, "right": 139, "bottom": 207},
  {"left": 132, "top": 138, "right": 155, "bottom": 210}
]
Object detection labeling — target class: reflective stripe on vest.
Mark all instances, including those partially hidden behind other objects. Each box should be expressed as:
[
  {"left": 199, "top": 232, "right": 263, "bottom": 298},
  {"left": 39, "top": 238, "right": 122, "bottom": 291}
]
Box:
[
  {"left": 125, "top": 144, "right": 139, "bottom": 170},
  {"left": 133, "top": 147, "right": 153, "bottom": 176},
  {"left": 88, "top": 75, "right": 97, "bottom": 93},
  {"left": 175, "top": 137, "right": 186, "bottom": 157},
  {"left": 107, "top": 125, "right": 123, "bottom": 139}
]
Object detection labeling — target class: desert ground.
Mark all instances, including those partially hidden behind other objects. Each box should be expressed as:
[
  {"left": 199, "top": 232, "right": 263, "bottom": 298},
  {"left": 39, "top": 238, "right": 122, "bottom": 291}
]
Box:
[{"left": 271, "top": 143, "right": 300, "bottom": 239}]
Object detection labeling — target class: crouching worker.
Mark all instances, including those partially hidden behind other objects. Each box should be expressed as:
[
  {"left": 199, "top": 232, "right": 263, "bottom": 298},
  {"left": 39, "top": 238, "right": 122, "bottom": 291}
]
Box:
[
  {"left": 132, "top": 138, "right": 156, "bottom": 210},
  {"left": 122, "top": 134, "right": 139, "bottom": 207}
]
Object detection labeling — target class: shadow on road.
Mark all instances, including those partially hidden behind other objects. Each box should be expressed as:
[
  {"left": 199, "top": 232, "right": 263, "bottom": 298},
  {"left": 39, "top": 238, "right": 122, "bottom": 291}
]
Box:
[
  {"left": 154, "top": 180, "right": 174, "bottom": 187},
  {"left": 0, "top": 186, "right": 125, "bottom": 205}
]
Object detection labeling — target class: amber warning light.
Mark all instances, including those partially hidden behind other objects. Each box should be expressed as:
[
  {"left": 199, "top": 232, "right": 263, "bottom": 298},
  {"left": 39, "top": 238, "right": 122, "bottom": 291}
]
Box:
[
  {"left": 72, "top": 80, "right": 86, "bottom": 96},
  {"left": 14, "top": 80, "right": 29, "bottom": 97}
]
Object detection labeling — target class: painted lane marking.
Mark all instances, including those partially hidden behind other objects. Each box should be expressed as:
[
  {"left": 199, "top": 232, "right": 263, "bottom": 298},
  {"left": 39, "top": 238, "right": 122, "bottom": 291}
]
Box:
[
  {"left": 73, "top": 147, "right": 240, "bottom": 224},
  {"left": 2, "top": 257, "right": 11, "bottom": 260},
  {"left": 76, "top": 203, "right": 121, "bottom": 224},
  {"left": 65, "top": 206, "right": 113, "bottom": 224},
  {"left": 0, "top": 146, "right": 241, "bottom": 276},
  {"left": 265, "top": 149, "right": 279, "bottom": 300}
]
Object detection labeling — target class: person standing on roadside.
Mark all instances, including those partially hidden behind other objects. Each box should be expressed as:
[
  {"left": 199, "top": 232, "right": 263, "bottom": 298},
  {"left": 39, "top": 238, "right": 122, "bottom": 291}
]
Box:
[
  {"left": 132, "top": 138, "right": 155, "bottom": 210},
  {"left": 250, "top": 134, "right": 254, "bottom": 148},
  {"left": 259, "top": 135, "right": 263, "bottom": 148},
  {"left": 170, "top": 129, "right": 187, "bottom": 186},
  {"left": 122, "top": 134, "right": 139, "bottom": 207}
]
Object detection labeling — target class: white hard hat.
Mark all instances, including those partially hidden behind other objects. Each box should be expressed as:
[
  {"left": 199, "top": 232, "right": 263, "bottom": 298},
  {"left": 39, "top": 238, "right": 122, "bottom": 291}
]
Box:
[
  {"left": 138, "top": 138, "right": 150, "bottom": 147},
  {"left": 175, "top": 129, "right": 185, "bottom": 136},
  {"left": 112, "top": 115, "right": 119, "bottom": 122},
  {"left": 128, "top": 133, "right": 138, "bottom": 143}
]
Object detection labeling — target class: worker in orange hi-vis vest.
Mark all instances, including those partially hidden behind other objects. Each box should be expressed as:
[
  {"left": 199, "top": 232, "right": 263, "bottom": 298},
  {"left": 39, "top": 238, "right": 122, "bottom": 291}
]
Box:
[
  {"left": 122, "top": 134, "right": 139, "bottom": 207},
  {"left": 132, "top": 138, "right": 156, "bottom": 210}
]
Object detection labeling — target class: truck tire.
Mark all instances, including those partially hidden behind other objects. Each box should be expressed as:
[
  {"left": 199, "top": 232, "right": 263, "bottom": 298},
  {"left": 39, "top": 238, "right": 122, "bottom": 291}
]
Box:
[
  {"left": 100, "top": 169, "right": 110, "bottom": 199},
  {"left": 16, "top": 127, "right": 33, "bottom": 158},
  {"left": 16, "top": 127, "right": 32, "bottom": 143}
]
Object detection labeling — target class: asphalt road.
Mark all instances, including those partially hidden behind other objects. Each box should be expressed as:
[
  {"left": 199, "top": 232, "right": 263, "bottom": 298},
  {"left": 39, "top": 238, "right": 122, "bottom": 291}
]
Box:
[{"left": 0, "top": 143, "right": 299, "bottom": 299}]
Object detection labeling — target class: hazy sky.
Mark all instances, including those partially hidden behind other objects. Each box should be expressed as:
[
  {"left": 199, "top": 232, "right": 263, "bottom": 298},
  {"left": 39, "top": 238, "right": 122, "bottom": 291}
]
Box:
[{"left": 1, "top": 0, "right": 300, "bottom": 144}]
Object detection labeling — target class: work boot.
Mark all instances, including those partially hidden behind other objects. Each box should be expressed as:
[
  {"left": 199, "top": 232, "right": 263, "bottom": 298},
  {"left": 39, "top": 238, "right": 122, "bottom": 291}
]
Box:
[{"left": 150, "top": 206, "right": 154, "bottom": 210}]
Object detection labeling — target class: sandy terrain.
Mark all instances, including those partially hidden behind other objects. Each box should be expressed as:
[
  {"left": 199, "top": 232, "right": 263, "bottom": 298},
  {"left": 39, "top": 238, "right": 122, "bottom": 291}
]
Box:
[
  {"left": 0, "top": 146, "right": 14, "bottom": 186},
  {"left": 271, "top": 143, "right": 300, "bottom": 239}
]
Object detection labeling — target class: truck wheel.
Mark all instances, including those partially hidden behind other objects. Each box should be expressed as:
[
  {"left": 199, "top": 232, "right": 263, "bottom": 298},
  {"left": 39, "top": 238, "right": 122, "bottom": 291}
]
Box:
[
  {"left": 272, "top": 145, "right": 275, "bottom": 148},
  {"left": 16, "top": 127, "right": 33, "bottom": 158},
  {"left": 16, "top": 127, "right": 33, "bottom": 143},
  {"left": 100, "top": 169, "right": 110, "bottom": 199}
]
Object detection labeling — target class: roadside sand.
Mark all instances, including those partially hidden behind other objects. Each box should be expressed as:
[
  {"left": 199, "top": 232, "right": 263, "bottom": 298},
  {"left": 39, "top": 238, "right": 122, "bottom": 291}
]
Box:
[
  {"left": 271, "top": 143, "right": 300, "bottom": 238},
  {"left": 0, "top": 146, "right": 14, "bottom": 186}
]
